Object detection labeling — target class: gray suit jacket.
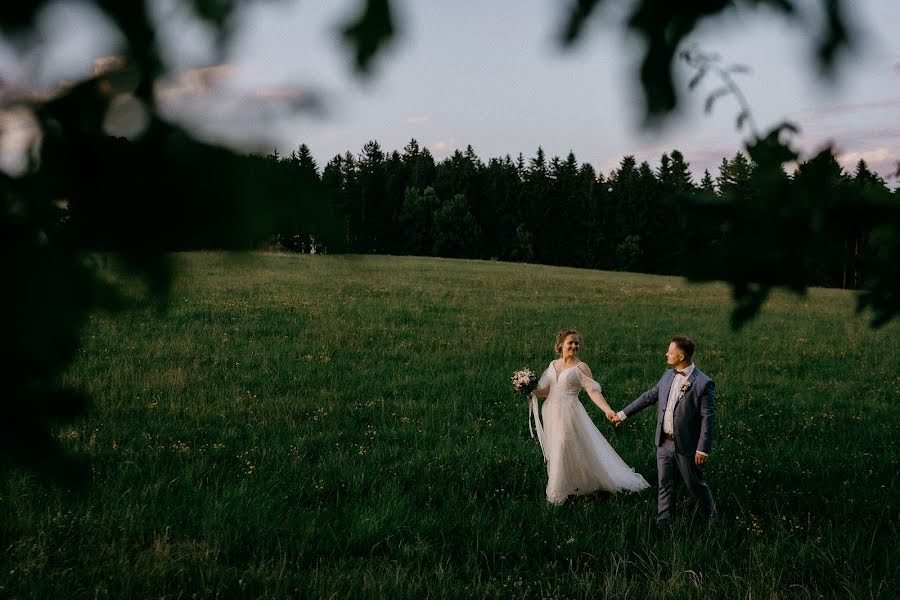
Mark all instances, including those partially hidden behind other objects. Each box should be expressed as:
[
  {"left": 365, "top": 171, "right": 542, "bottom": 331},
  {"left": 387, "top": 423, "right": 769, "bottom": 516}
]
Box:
[{"left": 622, "top": 367, "right": 716, "bottom": 456}]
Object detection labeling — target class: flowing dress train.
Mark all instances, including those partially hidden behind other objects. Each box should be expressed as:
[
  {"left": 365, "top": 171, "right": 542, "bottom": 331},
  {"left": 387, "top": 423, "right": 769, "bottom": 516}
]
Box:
[{"left": 531, "top": 362, "right": 649, "bottom": 504}]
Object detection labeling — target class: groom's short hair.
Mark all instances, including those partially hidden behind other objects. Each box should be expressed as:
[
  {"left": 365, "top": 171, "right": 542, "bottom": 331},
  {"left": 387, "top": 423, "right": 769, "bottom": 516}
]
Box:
[{"left": 671, "top": 336, "right": 695, "bottom": 361}]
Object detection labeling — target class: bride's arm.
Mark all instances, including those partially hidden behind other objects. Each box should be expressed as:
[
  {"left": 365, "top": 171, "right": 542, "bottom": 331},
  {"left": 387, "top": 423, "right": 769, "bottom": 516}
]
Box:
[
  {"left": 578, "top": 363, "right": 616, "bottom": 420},
  {"left": 531, "top": 367, "right": 552, "bottom": 398}
]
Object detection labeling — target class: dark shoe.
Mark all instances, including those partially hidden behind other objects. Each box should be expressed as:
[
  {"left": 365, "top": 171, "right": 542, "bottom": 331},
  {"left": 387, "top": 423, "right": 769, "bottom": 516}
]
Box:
[{"left": 656, "top": 518, "right": 672, "bottom": 532}]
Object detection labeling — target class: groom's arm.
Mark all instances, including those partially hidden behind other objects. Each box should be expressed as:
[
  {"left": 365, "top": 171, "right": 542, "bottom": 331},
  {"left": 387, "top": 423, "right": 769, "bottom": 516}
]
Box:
[
  {"left": 615, "top": 380, "right": 661, "bottom": 423},
  {"left": 696, "top": 379, "right": 716, "bottom": 456}
]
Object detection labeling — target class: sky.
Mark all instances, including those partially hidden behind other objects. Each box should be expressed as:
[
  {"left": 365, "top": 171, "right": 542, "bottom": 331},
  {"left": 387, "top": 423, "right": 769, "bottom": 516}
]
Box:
[{"left": 1, "top": 0, "right": 898, "bottom": 182}]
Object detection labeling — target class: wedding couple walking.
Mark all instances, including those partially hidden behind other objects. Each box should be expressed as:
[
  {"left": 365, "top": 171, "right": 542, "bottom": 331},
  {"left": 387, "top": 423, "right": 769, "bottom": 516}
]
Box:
[{"left": 529, "top": 329, "right": 717, "bottom": 528}]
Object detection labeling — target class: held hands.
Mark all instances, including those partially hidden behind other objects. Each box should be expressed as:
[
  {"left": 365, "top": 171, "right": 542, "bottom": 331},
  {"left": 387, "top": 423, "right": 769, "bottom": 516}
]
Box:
[{"left": 605, "top": 410, "right": 622, "bottom": 426}]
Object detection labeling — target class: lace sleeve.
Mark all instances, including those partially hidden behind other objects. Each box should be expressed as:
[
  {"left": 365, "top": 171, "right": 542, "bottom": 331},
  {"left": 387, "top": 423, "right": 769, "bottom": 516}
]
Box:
[
  {"left": 577, "top": 365, "right": 602, "bottom": 394},
  {"left": 537, "top": 367, "right": 552, "bottom": 391}
]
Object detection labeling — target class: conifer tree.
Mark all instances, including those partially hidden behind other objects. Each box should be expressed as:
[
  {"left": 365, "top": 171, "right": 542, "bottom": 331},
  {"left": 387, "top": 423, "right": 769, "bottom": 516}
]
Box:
[
  {"left": 398, "top": 186, "right": 439, "bottom": 255},
  {"left": 716, "top": 152, "right": 754, "bottom": 202},
  {"left": 432, "top": 193, "right": 482, "bottom": 258},
  {"left": 699, "top": 169, "right": 716, "bottom": 194},
  {"left": 357, "top": 140, "right": 387, "bottom": 252}
]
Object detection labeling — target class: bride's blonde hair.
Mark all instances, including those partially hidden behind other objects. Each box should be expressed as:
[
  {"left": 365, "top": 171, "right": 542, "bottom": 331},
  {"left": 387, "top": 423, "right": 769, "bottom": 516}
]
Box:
[{"left": 555, "top": 328, "right": 582, "bottom": 356}]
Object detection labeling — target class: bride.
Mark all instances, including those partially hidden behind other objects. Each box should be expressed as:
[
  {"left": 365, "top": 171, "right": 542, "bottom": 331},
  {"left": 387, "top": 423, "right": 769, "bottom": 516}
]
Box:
[{"left": 530, "top": 328, "right": 649, "bottom": 504}]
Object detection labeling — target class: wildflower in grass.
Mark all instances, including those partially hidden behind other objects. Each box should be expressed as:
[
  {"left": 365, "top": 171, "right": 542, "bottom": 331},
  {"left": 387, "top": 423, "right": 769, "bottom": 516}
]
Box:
[
  {"left": 59, "top": 429, "right": 79, "bottom": 441},
  {"left": 511, "top": 368, "right": 537, "bottom": 399},
  {"left": 237, "top": 449, "right": 255, "bottom": 476}
]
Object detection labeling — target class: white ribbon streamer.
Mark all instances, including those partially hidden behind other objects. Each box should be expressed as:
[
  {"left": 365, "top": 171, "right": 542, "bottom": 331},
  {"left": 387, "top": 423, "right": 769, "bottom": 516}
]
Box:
[{"left": 529, "top": 393, "right": 547, "bottom": 462}]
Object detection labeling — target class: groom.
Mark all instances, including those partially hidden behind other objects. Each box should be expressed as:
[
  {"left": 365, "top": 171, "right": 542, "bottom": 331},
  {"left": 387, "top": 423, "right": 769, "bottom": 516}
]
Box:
[{"left": 613, "top": 336, "right": 717, "bottom": 528}]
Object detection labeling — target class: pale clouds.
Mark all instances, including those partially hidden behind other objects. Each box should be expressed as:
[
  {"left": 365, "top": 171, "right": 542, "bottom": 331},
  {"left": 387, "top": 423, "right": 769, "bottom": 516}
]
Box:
[
  {"left": 677, "top": 147, "right": 738, "bottom": 177},
  {"left": 156, "top": 64, "right": 321, "bottom": 108},
  {"left": 782, "top": 91, "right": 900, "bottom": 180},
  {"left": 790, "top": 125, "right": 900, "bottom": 181},
  {"left": 406, "top": 115, "right": 430, "bottom": 124},
  {"left": 427, "top": 137, "right": 456, "bottom": 157},
  {"left": 154, "top": 64, "right": 324, "bottom": 150},
  {"left": 791, "top": 97, "right": 900, "bottom": 122},
  {"left": 835, "top": 147, "right": 898, "bottom": 178},
  {"left": 155, "top": 65, "right": 238, "bottom": 100}
]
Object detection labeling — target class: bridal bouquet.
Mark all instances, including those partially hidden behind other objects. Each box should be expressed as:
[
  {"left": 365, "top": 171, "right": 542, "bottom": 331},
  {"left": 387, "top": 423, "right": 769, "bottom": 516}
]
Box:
[
  {"left": 515, "top": 368, "right": 545, "bottom": 459},
  {"left": 511, "top": 368, "right": 538, "bottom": 399}
]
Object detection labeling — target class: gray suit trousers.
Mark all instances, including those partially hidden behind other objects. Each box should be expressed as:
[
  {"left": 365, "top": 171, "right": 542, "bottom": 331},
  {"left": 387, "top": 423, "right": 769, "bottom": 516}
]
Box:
[{"left": 657, "top": 438, "right": 715, "bottom": 522}]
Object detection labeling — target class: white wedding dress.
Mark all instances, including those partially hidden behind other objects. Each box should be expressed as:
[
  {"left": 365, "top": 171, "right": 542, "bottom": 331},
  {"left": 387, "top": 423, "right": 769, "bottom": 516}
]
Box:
[{"left": 531, "top": 361, "right": 650, "bottom": 504}]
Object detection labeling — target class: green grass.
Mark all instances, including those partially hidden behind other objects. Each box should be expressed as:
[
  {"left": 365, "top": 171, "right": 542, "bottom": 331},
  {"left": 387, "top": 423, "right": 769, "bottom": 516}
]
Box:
[{"left": 2, "top": 252, "right": 898, "bottom": 598}]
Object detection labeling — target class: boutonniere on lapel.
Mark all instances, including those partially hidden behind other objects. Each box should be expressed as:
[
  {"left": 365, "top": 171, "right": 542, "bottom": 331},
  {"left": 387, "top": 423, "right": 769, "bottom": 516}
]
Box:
[{"left": 678, "top": 380, "right": 692, "bottom": 397}]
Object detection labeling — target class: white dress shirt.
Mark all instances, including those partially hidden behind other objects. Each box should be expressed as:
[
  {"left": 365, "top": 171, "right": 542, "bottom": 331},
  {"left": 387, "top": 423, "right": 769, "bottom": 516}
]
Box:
[{"left": 663, "top": 363, "right": 694, "bottom": 435}]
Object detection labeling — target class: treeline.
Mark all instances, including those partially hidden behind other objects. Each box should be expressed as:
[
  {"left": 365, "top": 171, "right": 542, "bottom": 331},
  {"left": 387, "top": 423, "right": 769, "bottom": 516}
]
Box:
[{"left": 267, "top": 139, "right": 893, "bottom": 290}]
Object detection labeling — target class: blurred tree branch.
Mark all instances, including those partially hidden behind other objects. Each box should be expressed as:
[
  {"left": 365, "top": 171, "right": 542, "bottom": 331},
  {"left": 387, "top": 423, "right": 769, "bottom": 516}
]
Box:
[
  {"left": 1, "top": 0, "right": 399, "bottom": 482},
  {"left": 680, "top": 48, "right": 899, "bottom": 329}
]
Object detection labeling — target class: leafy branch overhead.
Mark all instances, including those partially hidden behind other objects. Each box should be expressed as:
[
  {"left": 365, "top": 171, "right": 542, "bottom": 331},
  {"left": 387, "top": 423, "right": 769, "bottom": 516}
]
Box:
[
  {"left": 342, "top": 0, "right": 396, "bottom": 74},
  {"left": 680, "top": 50, "right": 899, "bottom": 329},
  {"left": 0, "top": 0, "right": 398, "bottom": 482},
  {"left": 558, "top": 0, "right": 849, "bottom": 122}
]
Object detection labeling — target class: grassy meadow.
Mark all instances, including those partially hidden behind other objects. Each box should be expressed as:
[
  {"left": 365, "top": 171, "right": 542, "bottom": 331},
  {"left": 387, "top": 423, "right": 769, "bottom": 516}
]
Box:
[{"left": 2, "top": 252, "right": 898, "bottom": 598}]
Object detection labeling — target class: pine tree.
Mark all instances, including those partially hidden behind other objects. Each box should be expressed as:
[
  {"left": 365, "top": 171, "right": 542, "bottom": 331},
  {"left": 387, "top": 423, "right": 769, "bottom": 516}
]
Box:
[
  {"left": 340, "top": 151, "right": 362, "bottom": 250},
  {"left": 632, "top": 161, "right": 659, "bottom": 271},
  {"left": 432, "top": 193, "right": 482, "bottom": 258},
  {"left": 667, "top": 150, "right": 694, "bottom": 193},
  {"left": 544, "top": 151, "right": 581, "bottom": 264},
  {"left": 716, "top": 152, "right": 754, "bottom": 202},
  {"left": 577, "top": 164, "right": 606, "bottom": 267},
  {"left": 607, "top": 155, "right": 639, "bottom": 252},
  {"left": 287, "top": 144, "right": 325, "bottom": 252},
  {"left": 381, "top": 150, "right": 407, "bottom": 253},
  {"left": 357, "top": 140, "right": 387, "bottom": 252},
  {"left": 398, "top": 186, "right": 439, "bottom": 255},
  {"left": 699, "top": 169, "right": 716, "bottom": 194},
  {"left": 573, "top": 160, "right": 599, "bottom": 267},
  {"left": 524, "top": 147, "right": 551, "bottom": 262},
  {"left": 657, "top": 152, "right": 672, "bottom": 186},
  {"left": 321, "top": 154, "right": 350, "bottom": 252},
  {"left": 401, "top": 139, "right": 436, "bottom": 191},
  {"left": 650, "top": 149, "right": 694, "bottom": 272},
  {"left": 485, "top": 155, "right": 524, "bottom": 261}
]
